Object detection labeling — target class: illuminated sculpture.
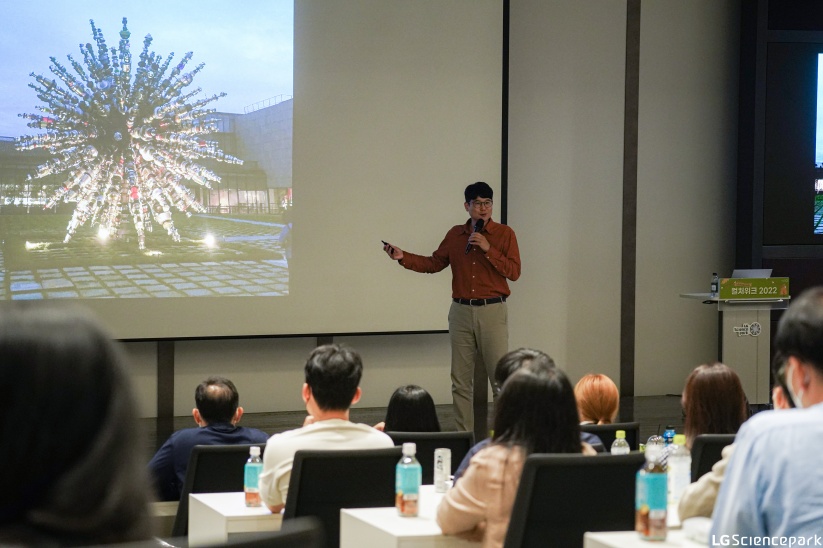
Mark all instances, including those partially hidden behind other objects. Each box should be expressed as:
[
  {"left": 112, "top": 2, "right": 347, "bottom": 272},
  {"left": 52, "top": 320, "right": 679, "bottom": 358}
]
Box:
[{"left": 15, "top": 18, "right": 242, "bottom": 249}]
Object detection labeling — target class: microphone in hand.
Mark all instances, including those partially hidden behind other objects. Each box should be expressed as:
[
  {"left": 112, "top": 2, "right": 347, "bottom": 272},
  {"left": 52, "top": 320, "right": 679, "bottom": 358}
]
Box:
[{"left": 465, "top": 218, "right": 485, "bottom": 254}]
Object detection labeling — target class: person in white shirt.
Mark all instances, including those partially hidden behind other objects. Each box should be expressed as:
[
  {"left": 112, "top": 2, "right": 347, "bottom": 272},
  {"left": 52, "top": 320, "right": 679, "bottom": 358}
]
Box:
[{"left": 258, "top": 344, "right": 393, "bottom": 512}]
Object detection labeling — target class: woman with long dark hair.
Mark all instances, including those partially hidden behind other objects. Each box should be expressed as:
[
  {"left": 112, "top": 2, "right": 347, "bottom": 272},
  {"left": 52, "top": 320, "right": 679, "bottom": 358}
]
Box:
[
  {"left": 0, "top": 305, "right": 154, "bottom": 545},
  {"left": 436, "top": 351, "right": 594, "bottom": 548},
  {"left": 375, "top": 384, "right": 441, "bottom": 432}
]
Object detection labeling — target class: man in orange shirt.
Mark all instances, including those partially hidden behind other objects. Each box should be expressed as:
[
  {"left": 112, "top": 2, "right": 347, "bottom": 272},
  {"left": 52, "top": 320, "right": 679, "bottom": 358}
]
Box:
[{"left": 383, "top": 182, "right": 521, "bottom": 432}]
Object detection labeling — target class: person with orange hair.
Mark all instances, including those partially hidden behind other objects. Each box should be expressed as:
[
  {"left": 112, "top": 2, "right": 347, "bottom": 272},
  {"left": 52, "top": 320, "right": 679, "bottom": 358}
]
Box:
[{"left": 574, "top": 374, "right": 619, "bottom": 425}]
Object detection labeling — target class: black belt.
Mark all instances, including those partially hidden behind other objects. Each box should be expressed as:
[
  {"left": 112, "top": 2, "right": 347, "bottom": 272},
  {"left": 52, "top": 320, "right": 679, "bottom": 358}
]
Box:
[{"left": 453, "top": 297, "right": 506, "bottom": 306}]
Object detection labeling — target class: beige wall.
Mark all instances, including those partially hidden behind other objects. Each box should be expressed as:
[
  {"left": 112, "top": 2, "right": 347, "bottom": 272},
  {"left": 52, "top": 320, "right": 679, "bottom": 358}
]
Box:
[
  {"left": 635, "top": 1, "right": 739, "bottom": 394},
  {"left": 126, "top": 0, "right": 742, "bottom": 417}
]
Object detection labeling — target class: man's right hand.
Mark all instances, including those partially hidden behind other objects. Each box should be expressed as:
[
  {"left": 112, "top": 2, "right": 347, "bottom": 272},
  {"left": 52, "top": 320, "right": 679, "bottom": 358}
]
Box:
[{"left": 383, "top": 242, "right": 403, "bottom": 261}]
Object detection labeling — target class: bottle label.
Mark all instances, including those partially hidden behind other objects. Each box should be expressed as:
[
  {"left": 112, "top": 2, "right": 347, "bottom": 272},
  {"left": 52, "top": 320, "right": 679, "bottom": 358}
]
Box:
[
  {"left": 636, "top": 472, "right": 667, "bottom": 540},
  {"left": 396, "top": 463, "right": 422, "bottom": 517},
  {"left": 244, "top": 462, "right": 263, "bottom": 507},
  {"left": 245, "top": 462, "right": 262, "bottom": 490}
]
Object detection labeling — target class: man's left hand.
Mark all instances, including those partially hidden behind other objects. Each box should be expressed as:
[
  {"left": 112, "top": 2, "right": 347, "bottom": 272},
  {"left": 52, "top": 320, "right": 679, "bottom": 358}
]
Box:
[{"left": 468, "top": 232, "right": 490, "bottom": 253}]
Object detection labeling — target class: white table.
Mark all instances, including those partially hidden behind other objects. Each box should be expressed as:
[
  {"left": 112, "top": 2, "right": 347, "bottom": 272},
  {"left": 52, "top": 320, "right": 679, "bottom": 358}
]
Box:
[
  {"left": 188, "top": 492, "right": 282, "bottom": 547},
  {"left": 340, "top": 485, "right": 479, "bottom": 548},
  {"left": 583, "top": 504, "right": 703, "bottom": 547},
  {"left": 584, "top": 530, "right": 704, "bottom": 547}
]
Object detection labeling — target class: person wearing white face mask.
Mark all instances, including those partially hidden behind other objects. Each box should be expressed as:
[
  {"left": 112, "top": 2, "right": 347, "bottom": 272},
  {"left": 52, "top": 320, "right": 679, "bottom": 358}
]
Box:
[{"left": 711, "top": 286, "right": 823, "bottom": 539}]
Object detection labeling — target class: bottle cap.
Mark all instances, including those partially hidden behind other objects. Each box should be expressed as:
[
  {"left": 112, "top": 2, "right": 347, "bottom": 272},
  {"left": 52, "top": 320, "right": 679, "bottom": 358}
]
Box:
[
  {"left": 673, "top": 434, "right": 686, "bottom": 446},
  {"left": 250, "top": 446, "right": 261, "bottom": 456},
  {"left": 402, "top": 442, "right": 416, "bottom": 456},
  {"left": 615, "top": 430, "right": 626, "bottom": 439}
]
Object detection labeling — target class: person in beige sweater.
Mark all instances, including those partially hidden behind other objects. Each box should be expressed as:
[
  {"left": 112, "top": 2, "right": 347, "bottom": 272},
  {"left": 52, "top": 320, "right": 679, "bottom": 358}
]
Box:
[{"left": 436, "top": 350, "right": 595, "bottom": 548}]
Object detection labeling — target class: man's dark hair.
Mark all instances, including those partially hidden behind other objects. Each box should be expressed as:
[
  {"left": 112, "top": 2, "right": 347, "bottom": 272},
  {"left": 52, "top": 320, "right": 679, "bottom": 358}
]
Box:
[
  {"left": 195, "top": 376, "right": 240, "bottom": 424},
  {"left": 464, "top": 181, "right": 493, "bottom": 203},
  {"left": 494, "top": 347, "right": 556, "bottom": 388},
  {"left": 304, "top": 344, "right": 363, "bottom": 411},
  {"left": 773, "top": 286, "right": 823, "bottom": 375}
]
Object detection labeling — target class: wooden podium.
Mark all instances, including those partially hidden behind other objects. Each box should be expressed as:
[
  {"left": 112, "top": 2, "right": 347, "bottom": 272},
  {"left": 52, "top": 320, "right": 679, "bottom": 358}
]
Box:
[{"left": 681, "top": 277, "right": 790, "bottom": 405}]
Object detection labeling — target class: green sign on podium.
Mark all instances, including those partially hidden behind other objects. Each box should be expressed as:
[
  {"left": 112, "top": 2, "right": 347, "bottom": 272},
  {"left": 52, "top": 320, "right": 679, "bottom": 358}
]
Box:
[{"left": 718, "top": 277, "right": 790, "bottom": 300}]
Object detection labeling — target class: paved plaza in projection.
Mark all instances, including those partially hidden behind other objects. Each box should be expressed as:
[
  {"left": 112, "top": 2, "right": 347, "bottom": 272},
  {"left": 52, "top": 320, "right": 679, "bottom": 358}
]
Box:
[{"left": 0, "top": 214, "right": 289, "bottom": 300}]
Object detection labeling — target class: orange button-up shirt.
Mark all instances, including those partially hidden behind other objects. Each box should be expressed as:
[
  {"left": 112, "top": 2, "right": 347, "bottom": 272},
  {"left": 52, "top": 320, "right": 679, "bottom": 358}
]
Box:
[{"left": 398, "top": 218, "right": 521, "bottom": 299}]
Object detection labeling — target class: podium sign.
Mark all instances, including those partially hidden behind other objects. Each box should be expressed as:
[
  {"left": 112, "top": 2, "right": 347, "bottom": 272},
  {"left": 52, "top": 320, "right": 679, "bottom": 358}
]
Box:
[
  {"left": 680, "top": 277, "right": 791, "bottom": 405},
  {"left": 719, "top": 277, "right": 790, "bottom": 300}
]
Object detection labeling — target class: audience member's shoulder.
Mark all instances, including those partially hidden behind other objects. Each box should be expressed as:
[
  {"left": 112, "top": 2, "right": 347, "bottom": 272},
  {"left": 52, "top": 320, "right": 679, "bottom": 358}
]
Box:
[
  {"left": 474, "top": 443, "right": 523, "bottom": 465},
  {"left": 739, "top": 404, "right": 823, "bottom": 442},
  {"left": 244, "top": 426, "right": 270, "bottom": 442}
]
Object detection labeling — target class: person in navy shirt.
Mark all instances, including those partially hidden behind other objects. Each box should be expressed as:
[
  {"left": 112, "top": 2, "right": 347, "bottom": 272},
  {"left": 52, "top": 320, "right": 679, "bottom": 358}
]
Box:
[{"left": 148, "top": 376, "right": 269, "bottom": 501}]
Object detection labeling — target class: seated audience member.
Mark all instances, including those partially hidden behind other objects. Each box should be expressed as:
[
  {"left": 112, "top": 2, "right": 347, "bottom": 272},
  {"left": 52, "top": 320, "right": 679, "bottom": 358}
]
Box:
[
  {"left": 0, "top": 306, "right": 154, "bottom": 545},
  {"left": 148, "top": 376, "right": 269, "bottom": 501},
  {"left": 259, "top": 344, "right": 394, "bottom": 512},
  {"left": 575, "top": 373, "right": 619, "bottom": 424},
  {"left": 679, "top": 359, "right": 794, "bottom": 521},
  {"left": 454, "top": 349, "right": 604, "bottom": 482},
  {"left": 437, "top": 355, "right": 595, "bottom": 548},
  {"left": 712, "top": 287, "right": 823, "bottom": 538},
  {"left": 374, "top": 384, "right": 441, "bottom": 432},
  {"left": 681, "top": 362, "right": 748, "bottom": 449}
]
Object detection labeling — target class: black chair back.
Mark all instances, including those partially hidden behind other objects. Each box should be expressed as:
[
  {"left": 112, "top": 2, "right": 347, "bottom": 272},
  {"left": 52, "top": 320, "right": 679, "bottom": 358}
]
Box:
[
  {"left": 386, "top": 431, "right": 474, "bottom": 484},
  {"left": 102, "top": 517, "right": 323, "bottom": 548},
  {"left": 171, "top": 443, "right": 265, "bottom": 537},
  {"left": 283, "top": 446, "right": 402, "bottom": 548},
  {"left": 580, "top": 422, "right": 640, "bottom": 451},
  {"left": 504, "top": 452, "right": 645, "bottom": 548},
  {"left": 690, "top": 434, "right": 735, "bottom": 481},
  {"left": 222, "top": 517, "right": 325, "bottom": 548}
]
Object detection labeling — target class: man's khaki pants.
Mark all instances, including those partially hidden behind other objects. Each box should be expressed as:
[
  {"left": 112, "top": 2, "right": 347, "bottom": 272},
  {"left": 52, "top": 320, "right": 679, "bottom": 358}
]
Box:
[{"left": 448, "top": 301, "right": 508, "bottom": 433}]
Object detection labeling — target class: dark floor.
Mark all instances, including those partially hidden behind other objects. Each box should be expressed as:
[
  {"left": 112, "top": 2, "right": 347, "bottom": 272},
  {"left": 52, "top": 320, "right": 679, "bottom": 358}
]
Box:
[{"left": 142, "top": 395, "right": 685, "bottom": 454}]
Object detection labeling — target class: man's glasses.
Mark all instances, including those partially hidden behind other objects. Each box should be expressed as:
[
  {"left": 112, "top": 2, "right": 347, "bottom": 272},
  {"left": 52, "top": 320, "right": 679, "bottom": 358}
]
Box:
[{"left": 470, "top": 200, "right": 493, "bottom": 209}]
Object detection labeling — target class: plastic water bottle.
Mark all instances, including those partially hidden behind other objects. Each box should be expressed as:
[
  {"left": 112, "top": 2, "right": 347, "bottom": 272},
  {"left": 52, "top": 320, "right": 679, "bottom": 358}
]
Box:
[
  {"left": 244, "top": 446, "right": 263, "bottom": 507},
  {"left": 663, "top": 426, "right": 676, "bottom": 446},
  {"left": 636, "top": 445, "right": 667, "bottom": 541},
  {"left": 611, "top": 430, "right": 630, "bottom": 455},
  {"left": 710, "top": 272, "right": 719, "bottom": 298},
  {"left": 396, "top": 442, "right": 422, "bottom": 517},
  {"left": 667, "top": 434, "right": 691, "bottom": 504}
]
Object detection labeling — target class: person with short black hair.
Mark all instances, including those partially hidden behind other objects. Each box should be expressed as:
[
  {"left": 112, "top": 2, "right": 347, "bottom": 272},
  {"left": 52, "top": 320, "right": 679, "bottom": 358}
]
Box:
[
  {"left": 712, "top": 286, "right": 823, "bottom": 538},
  {"left": 258, "top": 344, "right": 394, "bottom": 513},
  {"left": 148, "top": 376, "right": 268, "bottom": 501},
  {"left": 375, "top": 385, "right": 441, "bottom": 432},
  {"left": 0, "top": 305, "right": 154, "bottom": 546},
  {"left": 383, "top": 182, "right": 521, "bottom": 433}
]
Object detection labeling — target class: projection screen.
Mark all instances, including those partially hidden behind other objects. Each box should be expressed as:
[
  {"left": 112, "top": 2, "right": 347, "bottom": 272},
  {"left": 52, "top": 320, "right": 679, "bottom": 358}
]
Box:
[{"left": 0, "top": 0, "right": 503, "bottom": 339}]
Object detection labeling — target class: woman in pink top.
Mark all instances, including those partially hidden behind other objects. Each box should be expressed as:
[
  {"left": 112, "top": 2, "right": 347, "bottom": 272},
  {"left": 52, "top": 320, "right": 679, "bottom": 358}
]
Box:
[{"left": 436, "top": 350, "right": 595, "bottom": 548}]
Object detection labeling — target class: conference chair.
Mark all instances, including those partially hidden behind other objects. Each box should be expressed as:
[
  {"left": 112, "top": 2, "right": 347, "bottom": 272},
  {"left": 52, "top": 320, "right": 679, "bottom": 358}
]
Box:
[
  {"left": 218, "top": 517, "right": 324, "bottom": 548},
  {"left": 386, "top": 431, "right": 474, "bottom": 484},
  {"left": 97, "top": 517, "right": 323, "bottom": 548},
  {"left": 503, "top": 452, "right": 645, "bottom": 548},
  {"left": 580, "top": 422, "right": 641, "bottom": 451},
  {"left": 690, "top": 433, "right": 736, "bottom": 482},
  {"left": 171, "top": 443, "right": 266, "bottom": 538},
  {"left": 283, "top": 446, "right": 402, "bottom": 548}
]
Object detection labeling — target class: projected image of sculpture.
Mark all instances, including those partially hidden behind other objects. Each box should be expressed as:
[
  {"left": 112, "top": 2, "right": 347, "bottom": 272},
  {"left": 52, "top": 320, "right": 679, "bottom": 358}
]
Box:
[{"left": 15, "top": 18, "right": 243, "bottom": 250}]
